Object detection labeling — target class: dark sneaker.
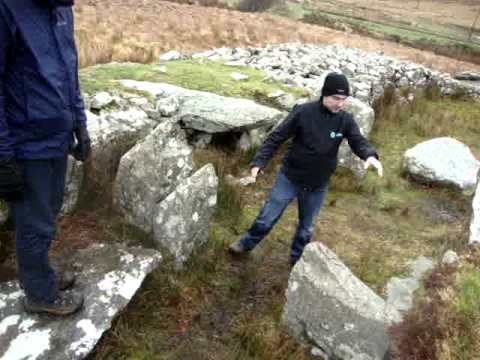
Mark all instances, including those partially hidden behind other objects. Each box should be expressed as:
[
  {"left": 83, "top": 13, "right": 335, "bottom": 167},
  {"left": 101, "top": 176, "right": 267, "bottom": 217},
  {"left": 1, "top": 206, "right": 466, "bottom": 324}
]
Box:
[
  {"left": 19, "top": 270, "right": 76, "bottom": 291},
  {"left": 227, "top": 239, "right": 249, "bottom": 255},
  {"left": 23, "top": 290, "right": 84, "bottom": 316}
]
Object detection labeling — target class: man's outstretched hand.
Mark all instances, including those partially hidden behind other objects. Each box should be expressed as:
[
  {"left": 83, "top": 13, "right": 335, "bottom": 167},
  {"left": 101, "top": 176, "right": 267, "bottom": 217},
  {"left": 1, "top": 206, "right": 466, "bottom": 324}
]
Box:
[
  {"left": 251, "top": 166, "right": 262, "bottom": 180},
  {"left": 364, "top": 156, "right": 384, "bottom": 177}
]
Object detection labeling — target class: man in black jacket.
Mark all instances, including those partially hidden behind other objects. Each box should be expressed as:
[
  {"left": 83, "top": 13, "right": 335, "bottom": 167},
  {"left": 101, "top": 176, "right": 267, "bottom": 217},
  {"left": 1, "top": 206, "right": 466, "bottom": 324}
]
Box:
[{"left": 228, "top": 73, "right": 383, "bottom": 266}]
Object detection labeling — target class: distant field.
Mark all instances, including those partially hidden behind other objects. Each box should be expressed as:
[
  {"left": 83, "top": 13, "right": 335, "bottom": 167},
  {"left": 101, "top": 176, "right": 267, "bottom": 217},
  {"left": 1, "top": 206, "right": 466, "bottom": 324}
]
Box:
[
  {"left": 271, "top": 0, "right": 480, "bottom": 63},
  {"left": 194, "top": 0, "right": 480, "bottom": 63},
  {"left": 74, "top": 0, "right": 480, "bottom": 74}
]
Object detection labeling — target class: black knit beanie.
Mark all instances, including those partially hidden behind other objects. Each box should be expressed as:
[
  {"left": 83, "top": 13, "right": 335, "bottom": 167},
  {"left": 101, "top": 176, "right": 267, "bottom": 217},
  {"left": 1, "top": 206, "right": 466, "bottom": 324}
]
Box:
[{"left": 321, "top": 73, "right": 350, "bottom": 97}]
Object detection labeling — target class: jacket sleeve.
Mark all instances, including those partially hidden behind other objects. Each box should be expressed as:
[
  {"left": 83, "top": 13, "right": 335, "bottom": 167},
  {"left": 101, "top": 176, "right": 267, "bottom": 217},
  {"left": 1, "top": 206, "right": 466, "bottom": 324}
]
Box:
[
  {"left": 344, "top": 113, "right": 379, "bottom": 161},
  {"left": 250, "top": 105, "right": 300, "bottom": 169},
  {"left": 0, "top": 5, "right": 14, "bottom": 159},
  {"left": 71, "top": 11, "right": 87, "bottom": 129}
]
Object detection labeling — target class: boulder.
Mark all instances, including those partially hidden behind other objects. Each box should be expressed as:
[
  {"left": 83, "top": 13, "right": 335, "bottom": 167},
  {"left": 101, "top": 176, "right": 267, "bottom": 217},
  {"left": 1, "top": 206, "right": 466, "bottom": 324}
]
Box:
[
  {"left": 120, "top": 80, "right": 284, "bottom": 133},
  {"left": 113, "top": 121, "right": 194, "bottom": 233},
  {"left": 0, "top": 243, "right": 161, "bottom": 360},
  {"left": 403, "top": 137, "right": 480, "bottom": 193},
  {"left": 87, "top": 108, "right": 158, "bottom": 190},
  {"left": 338, "top": 97, "right": 376, "bottom": 177},
  {"left": 282, "top": 242, "right": 390, "bottom": 359},
  {"left": 153, "top": 164, "right": 218, "bottom": 268},
  {"left": 470, "top": 180, "right": 480, "bottom": 244}
]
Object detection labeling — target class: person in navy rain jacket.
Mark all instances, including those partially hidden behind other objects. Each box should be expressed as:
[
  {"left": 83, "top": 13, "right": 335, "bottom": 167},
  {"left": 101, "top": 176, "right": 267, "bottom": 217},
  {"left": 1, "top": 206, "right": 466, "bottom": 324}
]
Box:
[
  {"left": 0, "top": 0, "right": 90, "bottom": 315},
  {"left": 228, "top": 73, "right": 384, "bottom": 267}
]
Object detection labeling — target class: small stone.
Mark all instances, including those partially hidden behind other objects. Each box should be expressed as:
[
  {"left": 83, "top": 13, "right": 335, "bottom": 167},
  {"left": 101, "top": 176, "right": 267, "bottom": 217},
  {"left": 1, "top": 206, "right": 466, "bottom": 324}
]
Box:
[
  {"left": 90, "top": 92, "right": 114, "bottom": 110},
  {"left": 230, "top": 72, "right": 249, "bottom": 81},
  {"left": 159, "top": 50, "right": 181, "bottom": 61},
  {"left": 442, "top": 250, "right": 459, "bottom": 265}
]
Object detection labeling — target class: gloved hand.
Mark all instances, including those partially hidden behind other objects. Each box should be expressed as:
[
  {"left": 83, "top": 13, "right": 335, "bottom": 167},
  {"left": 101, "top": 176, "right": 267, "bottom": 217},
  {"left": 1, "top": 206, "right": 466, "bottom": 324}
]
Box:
[
  {"left": 0, "top": 157, "right": 24, "bottom": 201},
  {"left": 72, "top": 126, "right": 91, "bottom": 162}
]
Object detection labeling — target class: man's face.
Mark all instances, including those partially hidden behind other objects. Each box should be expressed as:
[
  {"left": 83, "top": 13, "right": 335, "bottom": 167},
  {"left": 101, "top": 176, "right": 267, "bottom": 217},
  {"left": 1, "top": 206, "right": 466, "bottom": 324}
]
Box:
[{"left": 323, "top": 95, "right": 348, "bottom": 113}]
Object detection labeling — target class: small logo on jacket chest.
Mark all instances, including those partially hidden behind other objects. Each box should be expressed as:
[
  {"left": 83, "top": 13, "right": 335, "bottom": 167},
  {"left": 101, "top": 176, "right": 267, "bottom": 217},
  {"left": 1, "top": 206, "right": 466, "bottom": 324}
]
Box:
[{"left": 330, "top": 131, "right": 343, "bottom": 139}]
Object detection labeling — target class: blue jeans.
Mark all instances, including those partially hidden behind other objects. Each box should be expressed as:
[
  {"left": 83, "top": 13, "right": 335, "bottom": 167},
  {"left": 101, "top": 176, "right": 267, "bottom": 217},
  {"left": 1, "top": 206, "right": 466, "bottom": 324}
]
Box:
[
  {"left": 239, "top": 171, "right": 328, "bottom": 263},
  {"left": 9, "top": 156, "right": 68, "bottom": 303}
]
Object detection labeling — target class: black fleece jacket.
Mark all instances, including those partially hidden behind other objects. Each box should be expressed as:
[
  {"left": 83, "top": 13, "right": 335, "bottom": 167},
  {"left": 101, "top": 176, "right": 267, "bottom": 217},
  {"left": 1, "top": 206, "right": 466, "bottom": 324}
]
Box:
[{"left": 251, "top": 99, "right": 379, "bottom": 190}]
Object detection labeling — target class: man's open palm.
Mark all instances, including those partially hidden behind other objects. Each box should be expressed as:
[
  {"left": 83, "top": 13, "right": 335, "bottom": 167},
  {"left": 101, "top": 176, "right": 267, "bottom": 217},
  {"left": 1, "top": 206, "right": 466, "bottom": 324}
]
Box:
[{"left": 364, "top": 157, "right": 384, "bottom": 177}]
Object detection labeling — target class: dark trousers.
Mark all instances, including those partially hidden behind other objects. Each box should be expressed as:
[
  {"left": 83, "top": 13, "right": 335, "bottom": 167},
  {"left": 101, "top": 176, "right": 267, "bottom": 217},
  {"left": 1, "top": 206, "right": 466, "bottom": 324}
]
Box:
[
  {"left": 9, "top": 156, "right": 68, "bottom": 303},
  {"left": 239, "top": 171, "right": 328, "bottom": 263}
]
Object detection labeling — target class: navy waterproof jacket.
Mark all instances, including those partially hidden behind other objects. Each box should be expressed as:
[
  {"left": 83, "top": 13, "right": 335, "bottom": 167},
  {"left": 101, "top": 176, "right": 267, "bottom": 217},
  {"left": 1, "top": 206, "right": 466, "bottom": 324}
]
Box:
[
  {"left": 0, "top": 0, "right": 86, "bottom": 159},
  {"left": 251, "top": 100, "right": 379, "bottom": 190}
]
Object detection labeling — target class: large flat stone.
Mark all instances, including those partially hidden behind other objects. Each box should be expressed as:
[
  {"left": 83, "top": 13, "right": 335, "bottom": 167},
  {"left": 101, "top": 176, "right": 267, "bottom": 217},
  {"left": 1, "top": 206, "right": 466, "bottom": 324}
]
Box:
[
  {"left": 120, "top": 80, "right": 284, "bottom": 133},
  {"left": 0, "top": 243, "right": 162, "bottom": 360}
]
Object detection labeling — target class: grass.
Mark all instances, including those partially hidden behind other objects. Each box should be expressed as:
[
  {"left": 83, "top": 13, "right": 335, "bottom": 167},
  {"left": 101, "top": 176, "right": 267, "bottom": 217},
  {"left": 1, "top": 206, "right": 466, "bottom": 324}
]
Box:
[
  {"left": 79, "top": 59, "right": 308, "bottom": 105},
  {"left": 84, "top": 82, "right": 479, "bottom": 359},
  {"left": 390, "top": 247, "right": 480, "bottom": 359},
  {"left": 302, "top": 10, "right": 480, "bottom": 64},
  {"left": 2, "top": 53, "right": 478, "bottom": 357}
]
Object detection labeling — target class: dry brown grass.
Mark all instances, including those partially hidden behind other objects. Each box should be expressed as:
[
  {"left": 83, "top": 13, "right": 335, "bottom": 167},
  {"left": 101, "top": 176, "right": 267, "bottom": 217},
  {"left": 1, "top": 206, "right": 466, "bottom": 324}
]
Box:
[{"left": 74, "top": 0, "right": 480, "bottom": 73}]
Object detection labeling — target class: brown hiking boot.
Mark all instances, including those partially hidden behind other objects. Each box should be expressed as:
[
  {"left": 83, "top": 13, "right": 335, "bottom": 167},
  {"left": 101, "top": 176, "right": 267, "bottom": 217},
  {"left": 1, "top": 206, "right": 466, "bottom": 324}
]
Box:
[
  {"left": 23, "top": 290, "right": 84, "bottom": 316},
  {"left": 227, "top": 239, "right": 249, "bottom": 255}
]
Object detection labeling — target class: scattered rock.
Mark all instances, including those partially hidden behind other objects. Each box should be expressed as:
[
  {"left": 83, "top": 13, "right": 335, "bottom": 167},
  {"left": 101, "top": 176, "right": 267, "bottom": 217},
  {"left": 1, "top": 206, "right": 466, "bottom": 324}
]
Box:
[
  {"left": 90, "top": 92, "right": 114, "bottom": 110},
  {"left": 155, "top": 96, "right": 180, "bottom": 117},
  {"left": 159, "top": 50, "right": 182, "bottom": 61},
  {"left": 0, "top": 243, "right": 162, "bottom": 360},
  {"left": 153, "top": 164, "right": 218, "bottom": 268},
  {"left": 442, "top": 250, "right": 459, "bottom": 265},
  {"left": 409, "top": 256, "right": 434, "bottom": 280},
  {"left": 385, "top": 256, "right": 434, "bottom": 322},
  {"left": 385, "top": 277, "right": 419, "bottom": 321},
  {"left": 190, "top": 43, "right": 480, "bottom": 102},
  {"left": 454, "top": 71, "right": 480, "bottom": 81},
  {"left": 403, "top": 137, "right": 480, "bottom": 193},
  {"left": 230, "top": 72, "right": 249, "bottom": 81}
]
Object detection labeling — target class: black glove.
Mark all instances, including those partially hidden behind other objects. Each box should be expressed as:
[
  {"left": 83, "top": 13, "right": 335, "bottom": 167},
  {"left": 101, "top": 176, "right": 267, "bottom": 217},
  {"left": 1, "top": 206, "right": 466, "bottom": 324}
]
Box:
[
  {"left": 72, "top": 126, "right": 91, "bottom": 162},
  {"left": 0, "top": 157, "right": 24, "bottom": 201}
]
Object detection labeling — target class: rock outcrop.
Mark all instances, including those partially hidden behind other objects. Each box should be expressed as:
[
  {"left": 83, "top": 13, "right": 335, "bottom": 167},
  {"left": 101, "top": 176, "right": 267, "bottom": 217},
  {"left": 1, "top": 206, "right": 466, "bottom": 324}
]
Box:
[{"left": 0, "top": 243, "right": 162, "bottom": 360}]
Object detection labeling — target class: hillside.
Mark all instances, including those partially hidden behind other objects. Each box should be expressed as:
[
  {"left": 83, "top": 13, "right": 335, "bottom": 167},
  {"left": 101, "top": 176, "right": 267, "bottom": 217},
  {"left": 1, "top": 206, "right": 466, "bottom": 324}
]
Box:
[{"left": 74, "top": 0, "right": 480, "bottom": 74}]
